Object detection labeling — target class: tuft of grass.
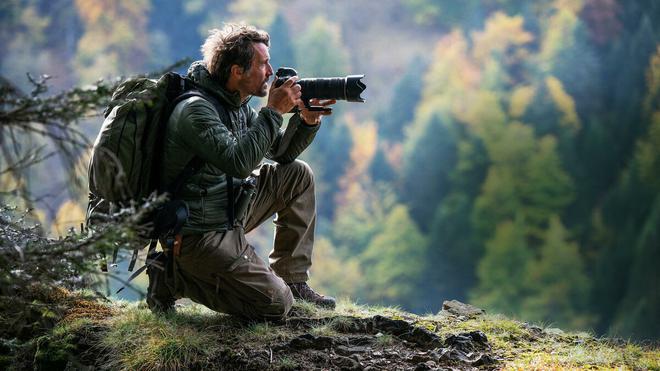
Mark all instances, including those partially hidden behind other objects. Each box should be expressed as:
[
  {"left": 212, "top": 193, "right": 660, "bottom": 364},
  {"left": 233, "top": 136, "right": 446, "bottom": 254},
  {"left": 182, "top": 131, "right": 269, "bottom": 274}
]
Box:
[
  {"left": 335, "top": 298, "right": 370, "bottom": 317},
  {"left": 328, "top": 316, "right": 355, "bottom": 332},
  {"left": 98, "top": 303, "right": 221, "bottom": 370},
  {"left": 375, "top": 333, "right": 395, "bottom": 347},
  {"left": 310, "top": 324, "right": 338, "bottom": 337},
  {"left": 277, "top": 355, "right": 299, "bottom": 370},
  {"left": 242, "top": 321, "right": 290, "bottom": 343},
  {"left": 289, "top": 300, "right": 320, "bottom": 317}
]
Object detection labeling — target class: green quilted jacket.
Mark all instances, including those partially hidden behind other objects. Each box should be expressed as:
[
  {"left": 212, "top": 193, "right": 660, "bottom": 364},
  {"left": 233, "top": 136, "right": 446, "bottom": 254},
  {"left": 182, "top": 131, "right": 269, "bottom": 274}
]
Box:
[{"left": 161, "top": 61, "right": 319, "bottom": 234}]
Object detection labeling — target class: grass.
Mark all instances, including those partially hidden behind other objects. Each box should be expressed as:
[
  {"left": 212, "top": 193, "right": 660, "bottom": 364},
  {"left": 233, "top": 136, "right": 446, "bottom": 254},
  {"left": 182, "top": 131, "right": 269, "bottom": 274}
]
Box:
[
  {"left": 276, "top": 355, "right": 299, "bottom": 370},
  {"left": 243, "top": 321, "right": 291, "bottom": 343},
  {"left": 17, "top": 294, "right": 660, "bottom": 370},
  {"left": 375, "top": 333, "right": 395, "bottom": 347},
  {"left": 96, "top": 302, "right": 225, "bottom": 370}
]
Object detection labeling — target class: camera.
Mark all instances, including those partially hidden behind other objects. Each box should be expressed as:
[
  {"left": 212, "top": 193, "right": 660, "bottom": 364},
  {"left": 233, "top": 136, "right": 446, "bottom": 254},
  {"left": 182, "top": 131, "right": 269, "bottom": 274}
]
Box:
[{"left": 274, "top": 67, "right": 366, "bottom": 111}]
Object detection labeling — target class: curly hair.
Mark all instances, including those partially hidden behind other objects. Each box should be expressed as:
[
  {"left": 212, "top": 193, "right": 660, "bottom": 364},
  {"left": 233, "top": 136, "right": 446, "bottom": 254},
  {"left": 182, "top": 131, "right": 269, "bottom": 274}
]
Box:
[{"left": 201, "top": 23, "right": 270, "bottom": 85}]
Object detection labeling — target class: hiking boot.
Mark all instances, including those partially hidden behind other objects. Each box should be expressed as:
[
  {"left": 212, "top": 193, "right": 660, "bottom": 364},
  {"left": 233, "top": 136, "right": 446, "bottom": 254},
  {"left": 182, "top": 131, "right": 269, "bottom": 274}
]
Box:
[
  {"left": 288, "top": 282, "right": 336, "bottom": 310},
  {"left": 146, "top": 253, "right": 175, "bottom": 314}
]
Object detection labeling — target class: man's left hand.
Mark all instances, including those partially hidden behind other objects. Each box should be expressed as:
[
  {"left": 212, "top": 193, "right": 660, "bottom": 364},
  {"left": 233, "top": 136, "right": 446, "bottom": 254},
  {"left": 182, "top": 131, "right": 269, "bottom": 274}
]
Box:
[{"left": 298, "top": 99, "right": 337, "bottom": 126}]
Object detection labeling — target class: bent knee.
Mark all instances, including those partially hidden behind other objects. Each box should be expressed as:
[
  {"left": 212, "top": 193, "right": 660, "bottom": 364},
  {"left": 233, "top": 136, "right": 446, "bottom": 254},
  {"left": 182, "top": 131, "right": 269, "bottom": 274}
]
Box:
[
  {"left": 252, "top": 284, "right": 294, "bottom": 321},
  {"left": 286, "top": 159, "right": 314, "bottom": 183}
]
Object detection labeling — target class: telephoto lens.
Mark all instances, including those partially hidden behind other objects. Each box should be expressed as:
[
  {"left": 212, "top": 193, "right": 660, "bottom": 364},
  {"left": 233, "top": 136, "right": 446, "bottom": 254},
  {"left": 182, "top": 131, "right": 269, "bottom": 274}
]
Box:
[{"left": 274, "top": 67, "right": 366, "bottom": 110}]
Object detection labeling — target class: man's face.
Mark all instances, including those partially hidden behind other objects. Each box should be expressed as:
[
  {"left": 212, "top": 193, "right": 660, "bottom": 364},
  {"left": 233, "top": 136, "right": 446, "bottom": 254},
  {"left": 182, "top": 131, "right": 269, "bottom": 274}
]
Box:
[{"left": 237, "top": 42, "right": 273, "bottom": 98}]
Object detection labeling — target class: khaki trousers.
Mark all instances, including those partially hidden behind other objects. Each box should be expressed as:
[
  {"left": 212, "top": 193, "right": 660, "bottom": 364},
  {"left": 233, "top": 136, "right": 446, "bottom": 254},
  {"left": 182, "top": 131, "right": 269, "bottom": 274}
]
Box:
[{"left": 169, "top": 160, "right": 316, "bottom": 320}]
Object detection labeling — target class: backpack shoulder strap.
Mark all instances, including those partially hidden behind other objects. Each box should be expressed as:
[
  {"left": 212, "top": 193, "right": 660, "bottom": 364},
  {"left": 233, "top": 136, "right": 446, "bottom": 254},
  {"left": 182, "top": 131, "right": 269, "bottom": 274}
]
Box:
[{"left": 170, "top": 89, "right": 237, "bottom": 230}]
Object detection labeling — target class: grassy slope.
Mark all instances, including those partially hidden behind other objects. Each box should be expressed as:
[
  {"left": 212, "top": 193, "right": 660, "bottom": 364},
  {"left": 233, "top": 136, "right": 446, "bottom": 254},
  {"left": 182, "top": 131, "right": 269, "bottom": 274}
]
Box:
[{"left": 14, "top": 291, "right": 660, "bottom": 370}]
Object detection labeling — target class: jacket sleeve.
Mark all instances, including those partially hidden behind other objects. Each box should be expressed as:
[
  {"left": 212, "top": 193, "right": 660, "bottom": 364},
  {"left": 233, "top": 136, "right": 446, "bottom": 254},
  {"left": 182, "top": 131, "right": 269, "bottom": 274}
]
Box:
[
  {"left": 175, "top": 97, "right": 283, "bottom": 178},
  {"left": 263, "top": 113, "right": 321, "bottom": 164}
]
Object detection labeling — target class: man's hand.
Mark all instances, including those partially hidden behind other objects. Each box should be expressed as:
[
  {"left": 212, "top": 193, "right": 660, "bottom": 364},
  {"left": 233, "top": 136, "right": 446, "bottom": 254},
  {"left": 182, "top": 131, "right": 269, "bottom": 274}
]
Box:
[
  {"left": 267, "top": 77, "right": 301, "bottom": 115},
  {"left": 299, "top": 99, "right": 337, "bottom": 126}
]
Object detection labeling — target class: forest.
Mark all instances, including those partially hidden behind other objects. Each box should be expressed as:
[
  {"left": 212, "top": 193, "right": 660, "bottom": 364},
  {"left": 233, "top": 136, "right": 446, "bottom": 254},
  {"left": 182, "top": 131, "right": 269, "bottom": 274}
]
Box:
[{"left": 1, "top": 0, "right": 659, "bottom": 342}]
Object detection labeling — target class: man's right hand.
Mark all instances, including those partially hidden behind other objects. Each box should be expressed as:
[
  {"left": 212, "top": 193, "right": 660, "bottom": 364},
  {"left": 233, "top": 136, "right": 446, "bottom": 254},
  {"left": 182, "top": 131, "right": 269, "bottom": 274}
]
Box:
[{"left": 266, "top": 76, "right": 302, "bottom": 115}]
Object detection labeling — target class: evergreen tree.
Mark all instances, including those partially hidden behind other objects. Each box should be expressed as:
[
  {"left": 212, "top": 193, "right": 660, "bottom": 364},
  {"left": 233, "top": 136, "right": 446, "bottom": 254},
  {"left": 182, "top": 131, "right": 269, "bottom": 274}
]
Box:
[
  {"left": 470, "top": 216, "right": 531, "bottom": 315},
  {"left": 425, "top": 191, "right": 479, "bottom": 303},
  {"left": 611, "top": 195, "right": 660, "bottom": 339},
  {"left": 360, "top": 205, "right": 428, "bottom": 312},
  {"left": 522, "top": 216, "right": 592, "bottom": 329},
  {"left": 376, "top": 57, "right": 426, "bottom": 143},
  {"left": 401, "top": 114, "right": 457, "bottom": 231},
  {"left": 294, "top": 16, "right": 352, "bottom": 219},
  {"left": 147, "top": 0, "right": 209, "bottom": 69},
  {"left": 267, "top": 12, "right": 296, "bottom": 71}
]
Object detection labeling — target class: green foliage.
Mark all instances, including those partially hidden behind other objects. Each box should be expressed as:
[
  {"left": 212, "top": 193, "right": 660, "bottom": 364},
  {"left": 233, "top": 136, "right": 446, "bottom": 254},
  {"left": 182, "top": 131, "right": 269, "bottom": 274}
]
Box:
[
  {"left": 2, "top": 0, "right": 660, "bottom": 342},
  {"left": 267, "top": 12, "right": 296, "bottom": 70},
  {"left": 376, "top": 57, "right": 426, "bottom": 143},
  {"left": 74, "top": 0, "right": 151, "bottom": 83},
  {"left": 359, "top": 205, "right": 428, "bottom": 312},
  {"left": 521, "top": 217, "right": 593, "bottom": 330},
  {"left": 470, "top": 216, "right": 531, "bottom": 315},
  {"left": 99, "top": 305, "right": 221, "bottom": 369},
  {"left": 292, "top": 15, "right": 353, "bottom": 218},
  {"left": 402, "top": 114, "right": 457, "bottom": 231}
]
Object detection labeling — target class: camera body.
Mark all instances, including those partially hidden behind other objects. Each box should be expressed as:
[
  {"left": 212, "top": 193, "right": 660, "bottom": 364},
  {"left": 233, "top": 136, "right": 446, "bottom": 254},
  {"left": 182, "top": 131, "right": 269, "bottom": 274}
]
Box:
[{"left": 274, "top": 67, "right": 366, "bottom": 111}]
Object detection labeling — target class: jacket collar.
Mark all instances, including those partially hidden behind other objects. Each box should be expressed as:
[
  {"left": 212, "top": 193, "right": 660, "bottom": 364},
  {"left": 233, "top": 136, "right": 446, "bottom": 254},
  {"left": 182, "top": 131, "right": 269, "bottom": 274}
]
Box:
[{"left": 187, "top": 61, "right": 251, "bottom": 109}]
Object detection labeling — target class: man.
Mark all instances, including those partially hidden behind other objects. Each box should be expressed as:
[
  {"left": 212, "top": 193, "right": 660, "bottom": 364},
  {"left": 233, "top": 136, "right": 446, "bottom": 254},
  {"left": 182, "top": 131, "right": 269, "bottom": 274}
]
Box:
[{"left": 147, "top": 23, "right": 336, "bottom": 320}]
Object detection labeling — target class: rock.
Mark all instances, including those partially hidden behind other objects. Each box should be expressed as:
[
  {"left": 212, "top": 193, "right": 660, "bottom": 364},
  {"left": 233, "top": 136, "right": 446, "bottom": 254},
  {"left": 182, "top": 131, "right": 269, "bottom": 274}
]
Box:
[
  {"left": 413, "top": 360, "right": 437, "bottom": 371},
  {"left": 369, "top": 315, "right": 443, "bottom": 349},
  {"left": 544, "top": 328, "right": 564, "bottom": 336},
  {"left": 288, "top": 333, "right": 334, "bottom": 350},
  {"left": 332, "top": 355, "right": 362, "bottom": 370},
  {"left": 335, "top": 345, "right": 370, "bottom": 356},
  {"left": 444, "top": 331, "right": 490, "bottom": 353},
  {"left": 440, "top": 300, "right": 485, "bottom": 318},
  {"left": 521, "top": 323, "right": 544, "bottom": 339},
  {"left": 349, "top": 336, "right": 375, "bottom": 346}
]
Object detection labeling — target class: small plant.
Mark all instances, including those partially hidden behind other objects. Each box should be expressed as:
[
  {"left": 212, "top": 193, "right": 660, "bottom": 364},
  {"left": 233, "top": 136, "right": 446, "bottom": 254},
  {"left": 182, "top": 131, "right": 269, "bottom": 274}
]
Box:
[
  {"left": 310, "top": 324, "right": 337, "bottom": 337},
  {"left": 375, "top": 333, "right": 395, "bottom": 347},
  {"left": 277, "top": 356, "right": 299, "bottom": 370},
  {"left": 289, "top": 300, "right": 318, "bottom": 317},
  {"left": 243, "top": 321, "right": 289, "bottom": 343},
  {"left": 328, "top": 316, "right": 354, "bottom": 332}
]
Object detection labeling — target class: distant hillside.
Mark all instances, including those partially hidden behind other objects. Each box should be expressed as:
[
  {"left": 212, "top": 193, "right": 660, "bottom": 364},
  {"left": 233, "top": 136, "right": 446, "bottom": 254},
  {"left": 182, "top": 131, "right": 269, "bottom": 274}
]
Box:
[{"left": 5, "top": 289, "right": 659, "bottom": 370}]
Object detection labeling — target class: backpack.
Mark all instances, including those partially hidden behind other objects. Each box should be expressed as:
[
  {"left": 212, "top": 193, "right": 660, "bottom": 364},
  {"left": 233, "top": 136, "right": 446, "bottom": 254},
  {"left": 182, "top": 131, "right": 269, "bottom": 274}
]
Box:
[
  {"left": 87, "top": 72, "right": 205, "bottom": 279},
  {"left": 87, "top": 71, "right": 235, "bottom": 291},
  {"left": 88, "top": 72, "right": 195, "bottom": 208}
]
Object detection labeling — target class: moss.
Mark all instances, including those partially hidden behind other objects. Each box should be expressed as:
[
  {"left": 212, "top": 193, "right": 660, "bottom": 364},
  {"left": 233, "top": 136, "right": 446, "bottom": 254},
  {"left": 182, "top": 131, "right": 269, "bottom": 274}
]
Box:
[{"left": 31, "top": 318, "right": 94, "bottom": 370}]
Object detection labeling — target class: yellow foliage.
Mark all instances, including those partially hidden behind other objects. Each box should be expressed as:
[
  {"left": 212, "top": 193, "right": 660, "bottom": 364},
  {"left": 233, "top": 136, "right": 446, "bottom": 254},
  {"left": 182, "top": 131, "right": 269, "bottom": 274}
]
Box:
[
  {"left": 546, "top": 76, "right": 581, "bottom": 132},
  {"left": 459, "top": 90, "right": 507, "bottom": 140},
  {"left": 74, "top": 0, "right": 150, "bottom": 82},
  {"left": 52, "top": 200, "right": 87, "bottom": 237},
  {"left": 509, "top": 85, "right": 537, "bottom": 118},
  {"left": 0, "top": 172, "right": 29, "bottom": 211},
  {"left": 228, "top": 0, "right": 278, "bottom": 28},
  {"left": 20, "top": 6, "right": 49, "bottom": 43},
  {"left": 636, "top": 112, "right": 660, "bottom": 190},
  {"left": 382, "top": 142, "right": 404, "bottom": 173},
  {"left": 347, "top": 119, "right": 378, "bottom": 178},
  {"left": 554, "top": 0, "right": 584, "bottom": 14},
  {"left": 335, "top": 117, "right": 378, "bottom": 209},
  {"left": 418, "top": 30, "right": 480, "bottom": 123},
  {"left": 471, "top": 12, "right": 534, "bottom": 63},
  {"left": 539, "top": 4, "right": 580, "bottom": 71},
  {"left": 308, "top": 237, "right": 363, "bottom": 298},
  {"left": 644, "top": 45, "right": 660, "bottom": 114}
]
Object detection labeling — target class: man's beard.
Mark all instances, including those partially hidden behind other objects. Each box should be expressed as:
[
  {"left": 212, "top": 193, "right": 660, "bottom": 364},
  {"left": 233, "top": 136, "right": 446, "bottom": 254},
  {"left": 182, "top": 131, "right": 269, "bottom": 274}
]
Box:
[{"left": 252, "top": 79, "right": 269, "bottom": 97}]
